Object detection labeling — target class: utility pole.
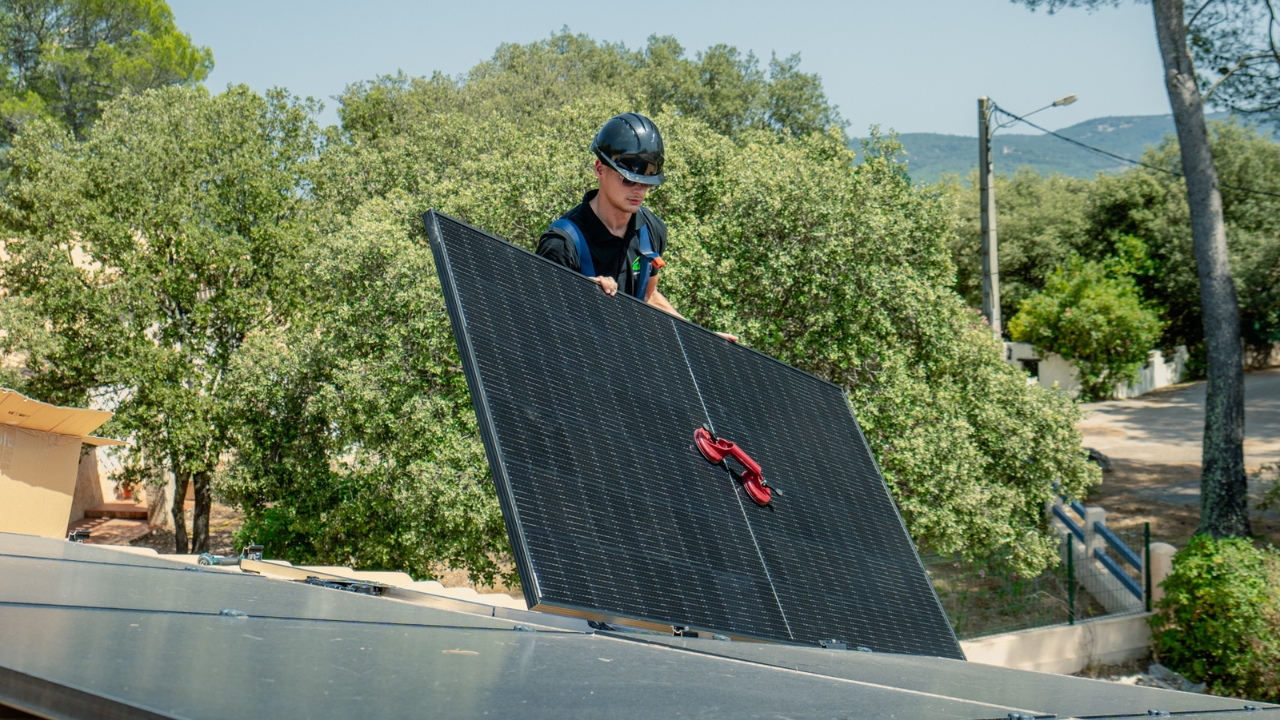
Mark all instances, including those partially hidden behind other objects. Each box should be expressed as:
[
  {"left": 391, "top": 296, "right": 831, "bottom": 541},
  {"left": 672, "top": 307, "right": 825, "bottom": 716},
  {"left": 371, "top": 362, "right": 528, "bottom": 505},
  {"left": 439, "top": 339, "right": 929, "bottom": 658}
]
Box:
[{"left": 978, "top": 96, "right": 1001, "bottom": 338}]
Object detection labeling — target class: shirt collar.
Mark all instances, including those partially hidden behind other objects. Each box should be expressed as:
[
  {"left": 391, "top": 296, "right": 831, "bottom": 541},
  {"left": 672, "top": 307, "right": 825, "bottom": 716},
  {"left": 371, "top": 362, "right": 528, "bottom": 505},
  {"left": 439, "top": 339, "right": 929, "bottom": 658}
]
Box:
[{"left": 582, "top": 189, "right": 637, "bottom": 239}]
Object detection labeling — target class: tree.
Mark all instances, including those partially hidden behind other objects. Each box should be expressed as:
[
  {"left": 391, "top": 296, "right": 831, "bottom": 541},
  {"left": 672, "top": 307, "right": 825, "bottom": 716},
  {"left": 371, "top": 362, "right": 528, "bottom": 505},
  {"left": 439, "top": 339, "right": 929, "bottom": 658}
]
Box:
[
  {"left": 1190, "top": 0, "right": 1280, "bottom": 120},
  {"left": 338, "top": 30, "right": 845, "bottom": 145},
  {"left": 946, "top": 168, "right": 1092, "bottom": 327},
  {"left": 0, "top": 0, "right": 212, "bottom": 143},
  {"left": 216, "top": 195, "right": 510, "bottom": 584},
  {"left": 944, "top": 120, "right": 1280, "bottom": 374},
  {"left": 1015, "top": 0, "right": 1254, "bottom": 537},
  {"left": 228, "top": 31, "right": 1099, "bottom": 579},
  {"left": 1086, "top": 122, "right": 1280, "bottom": 368},
  {"left": 1009, "top": 256, "right": 1166, "bottom": 400},
  {"left": 0, "top": 85, "right": 320, "bottom": 553}
]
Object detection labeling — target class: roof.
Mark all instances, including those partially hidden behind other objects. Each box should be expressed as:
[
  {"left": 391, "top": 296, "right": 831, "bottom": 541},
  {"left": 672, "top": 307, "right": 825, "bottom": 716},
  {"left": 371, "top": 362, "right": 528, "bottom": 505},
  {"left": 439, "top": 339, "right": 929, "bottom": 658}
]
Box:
[{"left": 0, "top": 533, "right": 1275, "bottom": 720}]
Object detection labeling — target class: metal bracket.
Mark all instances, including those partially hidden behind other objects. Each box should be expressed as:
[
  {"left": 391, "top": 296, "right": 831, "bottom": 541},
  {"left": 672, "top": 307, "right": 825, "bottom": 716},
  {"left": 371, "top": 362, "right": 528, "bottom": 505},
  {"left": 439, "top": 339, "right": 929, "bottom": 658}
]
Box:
[
  {"left": 301, "top": 575, "right": 388, "bottom": 596},
  {"left": 66, "top": 529, "right": 91, "bottom": 543},
  {"left": 197, "top": 553, "right": 241, "bottom": 567}
]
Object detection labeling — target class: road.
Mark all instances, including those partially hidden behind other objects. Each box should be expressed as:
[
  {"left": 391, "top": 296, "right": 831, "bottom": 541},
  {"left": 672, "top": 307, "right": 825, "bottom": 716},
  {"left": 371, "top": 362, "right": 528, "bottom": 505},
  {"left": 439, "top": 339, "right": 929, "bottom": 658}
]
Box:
[
  {"left": 1078, "top": 367, "right": 1280, "bottom": 510},
  {"left": 1079, "top": 367, "right": 1280, "bottom": 467}
]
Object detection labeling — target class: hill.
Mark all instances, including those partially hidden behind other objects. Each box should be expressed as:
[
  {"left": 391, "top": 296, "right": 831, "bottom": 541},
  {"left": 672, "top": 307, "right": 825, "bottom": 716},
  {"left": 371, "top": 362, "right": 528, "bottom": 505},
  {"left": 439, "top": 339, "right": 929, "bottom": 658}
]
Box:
[{"left": 860, "top": 112, "right": 1239, "bottom": 184}]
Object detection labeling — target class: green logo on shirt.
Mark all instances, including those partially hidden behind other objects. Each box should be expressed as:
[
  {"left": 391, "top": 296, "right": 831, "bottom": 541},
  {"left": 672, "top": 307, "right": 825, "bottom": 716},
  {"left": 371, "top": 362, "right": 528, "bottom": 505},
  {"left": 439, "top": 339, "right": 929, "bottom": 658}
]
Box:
[{"left": 631, "top": 257, "right": 641, "bottom": 272}]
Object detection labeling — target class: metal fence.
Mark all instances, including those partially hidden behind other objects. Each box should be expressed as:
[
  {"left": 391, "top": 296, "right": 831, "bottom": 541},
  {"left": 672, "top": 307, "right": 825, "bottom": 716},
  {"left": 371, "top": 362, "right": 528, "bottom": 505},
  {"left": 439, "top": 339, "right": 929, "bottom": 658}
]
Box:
[
  {"left": 1054, "top": 499, "right": 1153, "bottom": 619},
  {"left": 926, "top": 515, "right": 1151, "bottom": 640}
]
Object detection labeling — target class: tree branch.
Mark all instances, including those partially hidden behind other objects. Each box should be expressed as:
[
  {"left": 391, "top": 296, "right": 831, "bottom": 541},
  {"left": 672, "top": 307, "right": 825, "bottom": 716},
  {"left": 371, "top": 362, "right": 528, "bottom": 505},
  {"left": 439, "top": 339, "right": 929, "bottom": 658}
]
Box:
[
  {"left": 1266, "top": 0, "right": 1280, "bottom": 62},
  {"left": 1201, "top": 53, "right": 1269, "bottom": 103},
  {"left": 1187, "top": 0, "right": 1220, "bottom": 31}
]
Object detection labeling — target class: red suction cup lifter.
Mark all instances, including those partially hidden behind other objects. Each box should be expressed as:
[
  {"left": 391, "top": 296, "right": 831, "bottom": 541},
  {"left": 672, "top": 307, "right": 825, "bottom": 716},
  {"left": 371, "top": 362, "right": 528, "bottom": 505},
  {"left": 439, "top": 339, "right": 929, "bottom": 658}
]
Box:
[{"left": 693, "top": 428, "right": 771, "bottom": 506}]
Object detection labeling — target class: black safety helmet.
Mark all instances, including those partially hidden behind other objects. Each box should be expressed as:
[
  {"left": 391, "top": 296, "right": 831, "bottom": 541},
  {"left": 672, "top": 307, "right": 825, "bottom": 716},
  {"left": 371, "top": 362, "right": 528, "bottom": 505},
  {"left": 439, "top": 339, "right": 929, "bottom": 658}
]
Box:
[{"left": 590, "top": 113, "right": 665, "bottom": 186}]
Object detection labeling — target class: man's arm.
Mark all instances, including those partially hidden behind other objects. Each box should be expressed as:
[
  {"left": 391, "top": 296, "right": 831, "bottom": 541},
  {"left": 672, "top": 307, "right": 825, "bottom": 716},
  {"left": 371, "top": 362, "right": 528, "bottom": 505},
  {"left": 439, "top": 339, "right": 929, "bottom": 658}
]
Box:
[
  {"left": 645, "top": 278, "right": 684, "bottom": 319},
  {"left": 538, "top": 230, "right": 618, "bottom": 296}
]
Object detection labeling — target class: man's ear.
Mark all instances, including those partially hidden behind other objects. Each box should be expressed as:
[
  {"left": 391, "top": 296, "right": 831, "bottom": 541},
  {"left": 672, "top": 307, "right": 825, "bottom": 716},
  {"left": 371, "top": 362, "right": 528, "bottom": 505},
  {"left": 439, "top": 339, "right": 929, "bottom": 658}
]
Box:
[{"left": 593, "top": 159, "right": 606, "bottom": 180}]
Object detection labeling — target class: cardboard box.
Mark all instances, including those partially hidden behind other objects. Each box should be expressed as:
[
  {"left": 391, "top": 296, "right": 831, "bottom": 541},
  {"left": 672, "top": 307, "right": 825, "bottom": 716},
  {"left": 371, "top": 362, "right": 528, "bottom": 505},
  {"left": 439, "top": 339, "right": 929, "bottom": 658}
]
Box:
[{"left": 0, "top": 389, "right": 123, "bottom": 538}]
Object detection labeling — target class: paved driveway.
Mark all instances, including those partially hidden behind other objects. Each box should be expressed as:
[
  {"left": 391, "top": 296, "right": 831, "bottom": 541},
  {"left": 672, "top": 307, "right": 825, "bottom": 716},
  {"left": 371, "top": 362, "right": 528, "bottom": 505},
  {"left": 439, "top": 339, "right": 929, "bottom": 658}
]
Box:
[
  {"left": 1078, "top": 367, "right": 1280, "bottom": 508},
  {"left": 1078, "top": 367, "right": 1280, "bottom": 467}
]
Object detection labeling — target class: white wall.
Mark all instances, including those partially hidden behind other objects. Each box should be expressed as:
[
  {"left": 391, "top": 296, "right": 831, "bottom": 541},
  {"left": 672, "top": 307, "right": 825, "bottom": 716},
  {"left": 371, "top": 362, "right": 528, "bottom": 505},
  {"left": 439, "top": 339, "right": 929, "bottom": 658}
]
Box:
[{"left": 1005, "top": 343, "right": 1188, "bottom": 400}]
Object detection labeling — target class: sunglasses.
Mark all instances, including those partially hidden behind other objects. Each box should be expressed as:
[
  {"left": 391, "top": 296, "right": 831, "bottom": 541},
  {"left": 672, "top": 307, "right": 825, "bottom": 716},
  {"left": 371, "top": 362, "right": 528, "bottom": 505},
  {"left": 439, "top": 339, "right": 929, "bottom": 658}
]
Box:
[{"left": 616, "top": 171, "right": 650, "bottom": 189}]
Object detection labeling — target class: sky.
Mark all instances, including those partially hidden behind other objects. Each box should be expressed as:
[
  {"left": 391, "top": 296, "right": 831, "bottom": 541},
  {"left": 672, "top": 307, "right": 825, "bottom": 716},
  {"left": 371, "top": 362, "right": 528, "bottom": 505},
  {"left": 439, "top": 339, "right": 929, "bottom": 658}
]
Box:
[{"left": 167, "top": 0, "right": 1170, "bottom": 138}]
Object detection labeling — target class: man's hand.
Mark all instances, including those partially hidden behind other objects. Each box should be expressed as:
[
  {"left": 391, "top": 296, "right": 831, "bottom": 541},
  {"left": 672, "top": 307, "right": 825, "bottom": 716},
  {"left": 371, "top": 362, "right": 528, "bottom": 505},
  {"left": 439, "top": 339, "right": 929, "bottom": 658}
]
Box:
[
  {"left": 715, "top": 331, "right": 739, "bottom": 343},
  {"left": 592, "top": 276, "right": 618, "bottom": 296}
]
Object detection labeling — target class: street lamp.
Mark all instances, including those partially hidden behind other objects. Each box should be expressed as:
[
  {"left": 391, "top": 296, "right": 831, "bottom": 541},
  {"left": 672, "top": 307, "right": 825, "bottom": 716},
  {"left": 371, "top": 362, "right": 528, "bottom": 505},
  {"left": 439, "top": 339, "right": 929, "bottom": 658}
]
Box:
[{"left": 977, "top": 94, "right": 1077, "bottom": 339}]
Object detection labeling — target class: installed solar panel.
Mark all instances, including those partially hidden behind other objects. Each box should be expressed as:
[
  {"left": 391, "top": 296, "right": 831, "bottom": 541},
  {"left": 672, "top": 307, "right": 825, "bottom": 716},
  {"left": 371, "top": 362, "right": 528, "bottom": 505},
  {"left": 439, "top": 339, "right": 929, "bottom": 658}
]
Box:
[
  {"left": 425, "top": 211, "right": 961, "bottom": 658},
  {"left": 1, "top": 534, "right": 1269, "bottom": 719}
]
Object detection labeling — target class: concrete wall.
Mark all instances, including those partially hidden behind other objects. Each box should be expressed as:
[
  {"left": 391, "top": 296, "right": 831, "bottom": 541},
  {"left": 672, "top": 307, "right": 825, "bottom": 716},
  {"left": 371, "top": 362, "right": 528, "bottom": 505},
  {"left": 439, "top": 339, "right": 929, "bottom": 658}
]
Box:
[
  {"left": 1113, "top": 347, "right": 1189, "bottom": 399},
  {"left": 1005, "top": 343, "right": 1187, "bottom": 400},
  {"left": 67, "top": 447, "right": 105, "bottom": 523},
  {"left": 960, "top": 612, "right": 1153, "bottom": 674},
  {"left": 970, "top": 498, "right": 1182, "bottom": 675}
]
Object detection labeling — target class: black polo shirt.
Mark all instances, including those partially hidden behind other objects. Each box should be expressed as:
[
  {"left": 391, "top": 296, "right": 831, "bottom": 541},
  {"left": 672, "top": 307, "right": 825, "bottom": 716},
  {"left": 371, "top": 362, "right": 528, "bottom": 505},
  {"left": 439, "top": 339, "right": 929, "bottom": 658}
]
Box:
[{"left": 537, "top": 190, "right": 668, "bottom": 298}]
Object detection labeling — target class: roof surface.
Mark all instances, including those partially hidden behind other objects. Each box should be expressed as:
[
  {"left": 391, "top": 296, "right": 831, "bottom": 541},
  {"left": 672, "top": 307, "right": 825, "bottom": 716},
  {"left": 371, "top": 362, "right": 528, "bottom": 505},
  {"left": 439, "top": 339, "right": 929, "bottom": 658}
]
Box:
[{"left": 0, "top": 533, "right": 1274, "bottom": 720}]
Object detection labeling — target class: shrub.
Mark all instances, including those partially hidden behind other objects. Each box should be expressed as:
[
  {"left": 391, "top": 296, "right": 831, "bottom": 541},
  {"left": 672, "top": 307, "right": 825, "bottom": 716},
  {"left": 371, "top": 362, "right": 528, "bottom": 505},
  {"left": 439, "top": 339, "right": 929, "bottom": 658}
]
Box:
[
  {"left": 1008, "top": 256, "right": 1164, "bottom": 401},
  {"left": 1150, "top": 535, "right": 1280, "bottom": 702}
]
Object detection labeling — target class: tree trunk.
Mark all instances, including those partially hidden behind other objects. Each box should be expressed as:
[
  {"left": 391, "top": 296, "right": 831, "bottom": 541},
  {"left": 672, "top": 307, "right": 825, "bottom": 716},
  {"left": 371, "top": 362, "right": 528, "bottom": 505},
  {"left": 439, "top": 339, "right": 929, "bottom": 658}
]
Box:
[
  {"left": 172, "top": 471, "right": 190, "bottom": 554},
  {"left": 192, "top": 471, "right": 212, "bottom": 554},
  {"left": 1152, "top": 0, "right": 1250, "bottom": 538}
]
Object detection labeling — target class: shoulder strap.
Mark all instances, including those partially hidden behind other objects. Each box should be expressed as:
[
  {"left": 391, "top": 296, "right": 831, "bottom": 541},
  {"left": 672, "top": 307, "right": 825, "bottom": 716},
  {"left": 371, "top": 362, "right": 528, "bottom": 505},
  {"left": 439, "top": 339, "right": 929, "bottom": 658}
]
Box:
[
  {"left": 633, "top": 223, "right": 657, "bottom": 300},
  {"left": 636, "top": 208, "right": 664, "bottom": 266},
  {"left": 549, "top": 217, "right": 595, "bottom": 278}
]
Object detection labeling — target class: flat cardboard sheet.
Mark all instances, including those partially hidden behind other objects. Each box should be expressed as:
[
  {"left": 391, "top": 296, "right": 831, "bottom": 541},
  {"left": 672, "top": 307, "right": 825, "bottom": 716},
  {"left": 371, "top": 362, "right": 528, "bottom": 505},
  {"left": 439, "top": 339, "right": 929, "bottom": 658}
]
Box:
[{"left": 0, "top": 426, "right": 83, "bottom": 537}]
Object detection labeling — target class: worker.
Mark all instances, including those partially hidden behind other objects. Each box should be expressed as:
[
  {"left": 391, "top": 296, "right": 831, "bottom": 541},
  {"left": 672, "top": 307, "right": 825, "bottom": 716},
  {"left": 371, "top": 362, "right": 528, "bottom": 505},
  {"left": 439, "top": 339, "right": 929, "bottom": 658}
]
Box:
[{"left": 537, "top": 112, "right": 737, "bottom": 342}]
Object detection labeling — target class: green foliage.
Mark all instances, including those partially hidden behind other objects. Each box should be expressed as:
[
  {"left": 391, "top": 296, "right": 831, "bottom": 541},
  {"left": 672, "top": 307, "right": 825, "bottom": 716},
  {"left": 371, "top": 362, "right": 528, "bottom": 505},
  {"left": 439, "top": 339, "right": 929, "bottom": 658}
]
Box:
[
  {"left": 1151, "top": 535, "right": 1280, "bottom": 702},
  {"left": 0, "top": 0, "right": 213, "bottom": 143},
  {"left": 217, "top": 195, "right": 508, "bottom": 583},
  {"left": 946, "top": 120, "right": 1280, "bottom": 371},
  {"left": 338, "top": 30, "right": 844, "bottom": 143},
  {"left": 1103, "top": 122, "right": 1280, "bottom": 367},
  {"left": 948, "top": 168, "right": 1092, "bottom": 325},
  {"left": 1008, "top": 256, "right": 1165, "bottom": 401},
  {"left": 0, "top": 85, "right": 320, "bottom": 551}
]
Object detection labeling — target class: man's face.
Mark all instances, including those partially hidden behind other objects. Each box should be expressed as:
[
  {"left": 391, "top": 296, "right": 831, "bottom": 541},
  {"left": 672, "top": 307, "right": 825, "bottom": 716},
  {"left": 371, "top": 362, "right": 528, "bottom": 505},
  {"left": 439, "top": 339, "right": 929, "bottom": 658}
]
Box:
[{"left": 594, "top": 159, "right": 650, "bottom": 215}]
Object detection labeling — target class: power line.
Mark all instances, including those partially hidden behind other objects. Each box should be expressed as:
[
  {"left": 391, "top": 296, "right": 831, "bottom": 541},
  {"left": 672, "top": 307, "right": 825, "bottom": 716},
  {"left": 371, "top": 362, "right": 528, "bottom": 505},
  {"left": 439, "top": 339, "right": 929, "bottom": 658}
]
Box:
[{"left": 991, "top": 105, "right": 1280, "bottom": 200}]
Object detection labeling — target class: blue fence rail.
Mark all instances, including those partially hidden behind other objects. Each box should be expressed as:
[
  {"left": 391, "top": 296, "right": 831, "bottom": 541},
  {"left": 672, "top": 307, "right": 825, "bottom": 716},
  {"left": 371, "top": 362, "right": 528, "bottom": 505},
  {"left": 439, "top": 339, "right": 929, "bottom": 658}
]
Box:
[
  {"left": 1052, "top": 496, "right": 1151, "bottom": 614},
  {"left": 1052, "top": 504, "right": 1085, "bottom": 542}
]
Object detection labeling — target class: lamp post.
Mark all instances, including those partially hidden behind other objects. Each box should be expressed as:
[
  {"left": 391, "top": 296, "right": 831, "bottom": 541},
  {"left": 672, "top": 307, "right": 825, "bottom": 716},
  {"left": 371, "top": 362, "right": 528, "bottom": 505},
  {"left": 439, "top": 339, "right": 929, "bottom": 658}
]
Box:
[{"left": 978, "top": 94, "right": 1077, "bottom": 339}]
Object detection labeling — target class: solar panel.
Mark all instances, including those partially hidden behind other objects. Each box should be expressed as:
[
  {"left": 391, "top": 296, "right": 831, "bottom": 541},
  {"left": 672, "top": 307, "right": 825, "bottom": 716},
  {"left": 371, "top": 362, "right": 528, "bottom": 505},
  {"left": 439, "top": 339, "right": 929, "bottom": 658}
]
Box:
[
  {"left": 2, "top": 525, "right": 1271, "bottom": 720},
  {"left": 424, "top": 211, "right": 961, "bottom": 657}
]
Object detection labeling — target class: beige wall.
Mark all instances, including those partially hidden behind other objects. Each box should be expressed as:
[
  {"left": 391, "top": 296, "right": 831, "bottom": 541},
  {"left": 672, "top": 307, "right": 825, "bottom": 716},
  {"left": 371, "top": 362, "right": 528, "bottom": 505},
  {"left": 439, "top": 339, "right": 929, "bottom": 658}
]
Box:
[
  {"left": 0, "top": 426, "right": 84, "bottom": 538},
  {"left": 68, "top": 447, "right": 105, "bottom": 523},
  {"left": 961, "top": 612, "right": 1153, "bottom": 675}
]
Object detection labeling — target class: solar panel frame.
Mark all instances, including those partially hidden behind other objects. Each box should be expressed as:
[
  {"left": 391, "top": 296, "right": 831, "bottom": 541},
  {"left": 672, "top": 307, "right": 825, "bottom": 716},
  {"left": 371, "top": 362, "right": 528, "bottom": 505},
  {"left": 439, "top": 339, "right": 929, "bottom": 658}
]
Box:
[{"left": 424, "top": 210, "right": 961, "bottom": 656}]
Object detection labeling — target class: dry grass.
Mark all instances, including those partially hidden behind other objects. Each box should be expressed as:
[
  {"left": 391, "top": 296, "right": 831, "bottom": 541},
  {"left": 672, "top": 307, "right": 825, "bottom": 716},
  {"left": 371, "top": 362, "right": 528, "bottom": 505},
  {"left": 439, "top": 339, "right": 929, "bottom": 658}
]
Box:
[{"left": 130, "top": 503, "right": 242, "bottom": 556}]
